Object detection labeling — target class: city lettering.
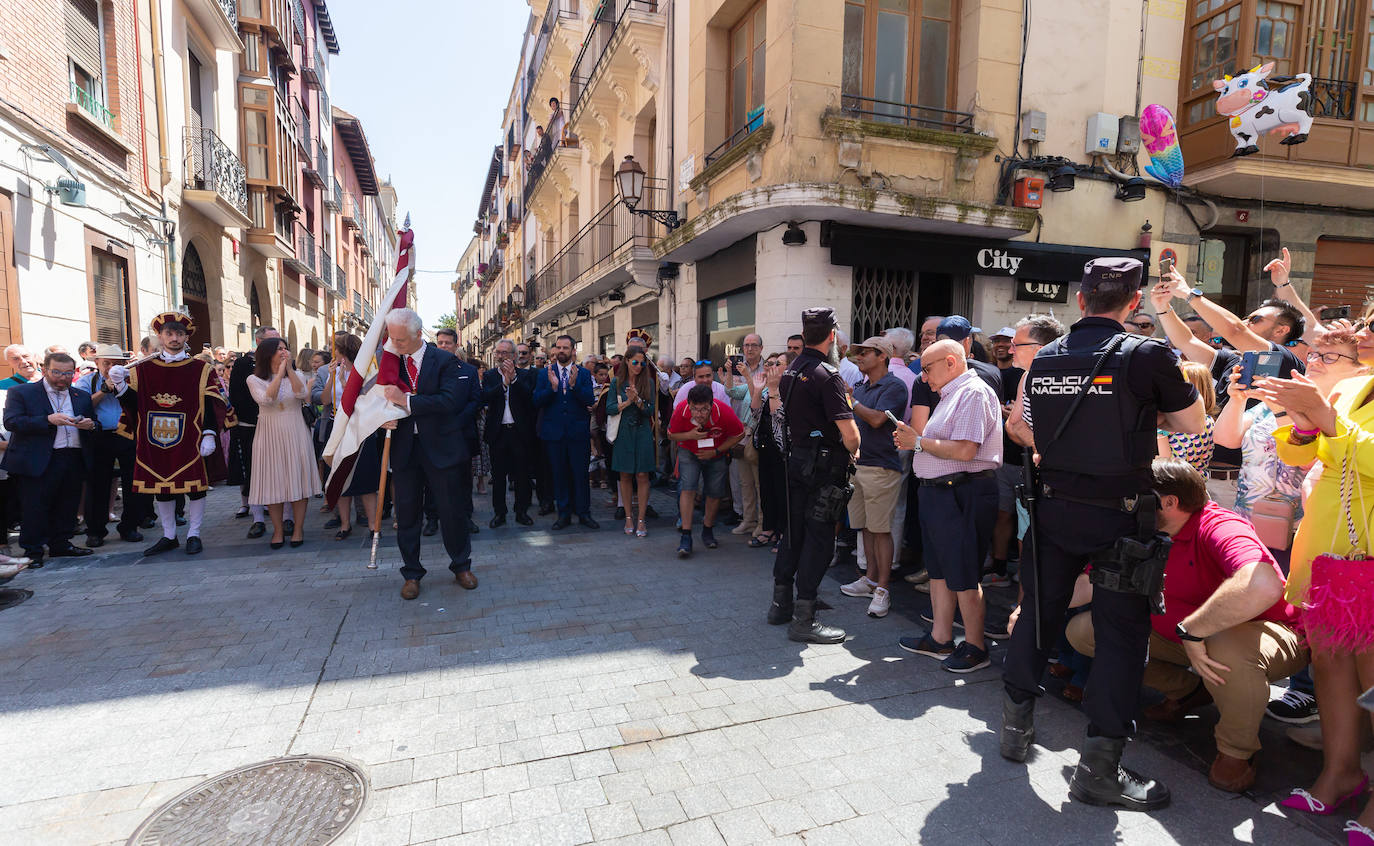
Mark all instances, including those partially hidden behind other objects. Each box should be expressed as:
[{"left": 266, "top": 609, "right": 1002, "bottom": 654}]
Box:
[{"left": 976, "top": 248, "right": 1024, "bottom": 274}]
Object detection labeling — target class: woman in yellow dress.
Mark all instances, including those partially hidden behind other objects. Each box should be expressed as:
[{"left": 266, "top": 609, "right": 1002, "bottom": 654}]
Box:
[{"left": 1261, "top": 310, "right": 1374, "bottom": 842}]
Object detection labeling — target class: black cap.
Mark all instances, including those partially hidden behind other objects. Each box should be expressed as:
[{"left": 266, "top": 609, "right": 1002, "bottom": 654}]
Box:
[
  {"left": 802, "top": 307, "right": 837, "bottom": 332},
  {"left": 1080, "top": 257, "right": 1143, "bottom": 294}
]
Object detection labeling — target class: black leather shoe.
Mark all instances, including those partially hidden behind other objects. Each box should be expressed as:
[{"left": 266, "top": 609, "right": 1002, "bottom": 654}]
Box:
[
  {"left": 538, "top": 503, "right": 555, "bottom": 516},
  {"left": 324, "top": 516, "right": 342, "bottom": 530},
  {"left": 143, "top": 537, "right": 179, "bottom": 556},
  {"left": 49, "top": 542, "right": 93, "bottom": 557},
  {"left": 23, "top": 549, "right": 44, "bottom": 568},
  {"left": 514, "top": 512, "right": 533, "bottom": 526},
  {"left": 422, "top": 518, "right": 439, "bottom": 537},
  {"left": 246, "top": 522, "right": 266, "bottom": 539},
  {"left": 1069, "top": 736, "right": 1170, "bottom": 810},
  {"left": 185, "top": 536, "right": 203, "bottom": 555},
  {"left": 119, "top": 531, "right": 144, "bottom": 543},
  {"left": 551, "top": 516, "right": 572, "bottom": 530},
  {"left": 468, "top": 518, "right": 480, "bottom": 534},
  {"left": 489, "top": 514, "right": 507, "bottom": 529},
  {"left": 283, "top": 519, "right": 295, "bottom": 536},
  {"left": 1001, "top": 692, "right": 1036, "bottom": 763},
  {"left": 140, "top": 516, "right": 157, "bottom": 529},
  {"left": 85, "top": 535, "right": 105, "bottom": 548},
  {"left": 578, "top": 514, "right": 600, "bottom": 530},
  {"left": 175, "top": 515, "right": 187, "bottom": 527}
]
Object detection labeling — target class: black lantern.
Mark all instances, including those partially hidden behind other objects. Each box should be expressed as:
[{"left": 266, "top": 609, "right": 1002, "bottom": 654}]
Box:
[{"left": 614, "top": 155, "right": 681, "bottom": 230}]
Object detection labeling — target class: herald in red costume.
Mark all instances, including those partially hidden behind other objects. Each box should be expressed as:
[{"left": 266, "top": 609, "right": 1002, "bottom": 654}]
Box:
[{"left": 118, "top": 323, "right": 233, "bottom": 496}]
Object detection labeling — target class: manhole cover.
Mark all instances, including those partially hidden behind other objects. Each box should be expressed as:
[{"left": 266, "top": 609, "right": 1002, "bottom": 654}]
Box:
[
  {"left": 127, "top": 756, "right": 367, "bottom": 846},
  {"left": 0, "top": 588, "right": 31, "bottom": 611}
]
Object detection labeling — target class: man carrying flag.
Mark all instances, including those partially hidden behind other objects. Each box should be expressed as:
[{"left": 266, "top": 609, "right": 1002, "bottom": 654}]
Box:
[{"left": 324, "top": 222, "right": 481, "bottom": 599}]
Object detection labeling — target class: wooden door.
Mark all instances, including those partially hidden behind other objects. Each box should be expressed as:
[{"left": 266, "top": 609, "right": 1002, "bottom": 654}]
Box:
[
  {"left": 0, "top": 192, "right": 23, "bottom": 377},
  {"left": 1312, "top": 238, "right": 1374, "bottom": 314}
]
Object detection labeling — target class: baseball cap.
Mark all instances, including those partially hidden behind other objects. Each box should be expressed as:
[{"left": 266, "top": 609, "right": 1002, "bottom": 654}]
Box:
[
  {"left": 1080, "top": 257, "right": 1143, "bottom": 294},
  {"left": 936, "top": 315, "right": 973, "bottom": 342},
  {"left": 849, "top": 336, "right": 895, "bottom": 358},
  {"left": 990, "top": 326, "right": 1016, "bottom": 340},
  {"left": 801, "top": 307, "right": 837, "bottom": 332}
]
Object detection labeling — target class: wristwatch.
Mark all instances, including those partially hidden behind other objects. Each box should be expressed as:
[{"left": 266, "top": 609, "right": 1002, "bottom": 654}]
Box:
[
  {"left": 1187, "top": 287, "right": 1204, "bottom": 302},
  {"left": 913, "top": 435, "right": 924, "bottom": 454},
  {"left": 1176, "top": 622, "right": 1204, "bottom": 642}
]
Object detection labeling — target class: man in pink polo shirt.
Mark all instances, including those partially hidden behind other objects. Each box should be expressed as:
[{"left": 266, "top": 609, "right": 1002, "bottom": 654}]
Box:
[{"left": 1066, "top": 457, "right": 1306, "bottom": 794}]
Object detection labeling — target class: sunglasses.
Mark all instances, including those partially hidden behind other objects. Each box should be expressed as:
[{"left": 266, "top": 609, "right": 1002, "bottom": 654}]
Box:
[
  {"left": 1129, "top": 321, "right": 1155, "bottom": 329},
  {"left": 1244, "top": 313, "right": 1270, "bottom": 324},
  {"left": 694, "top": 359, "right": 712, "bottom": 366},
  {"left": 628, "top": 359, "right": 644, "bottom": 366}
]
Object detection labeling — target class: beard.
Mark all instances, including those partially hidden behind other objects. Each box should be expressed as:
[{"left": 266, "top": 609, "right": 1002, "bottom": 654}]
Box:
[{"left": 826, "top": 343, "right": 840, "bottom": 369}]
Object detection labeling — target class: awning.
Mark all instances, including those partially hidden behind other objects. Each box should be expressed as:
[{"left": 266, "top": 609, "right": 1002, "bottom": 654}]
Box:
[{"left": 823, "top": 223, "right": 1148, "bottom": 283}]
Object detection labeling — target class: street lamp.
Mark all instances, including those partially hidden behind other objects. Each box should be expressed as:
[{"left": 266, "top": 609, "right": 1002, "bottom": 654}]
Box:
[
  {"left": 615, "top": 155, "right": 681, "bottom": 230},
  {"left": 511, "top": 285, "right": 524, "bottom": 307}
]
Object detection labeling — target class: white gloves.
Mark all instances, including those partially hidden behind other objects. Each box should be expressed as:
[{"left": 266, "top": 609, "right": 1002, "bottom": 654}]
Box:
[
  {"left": 108, "top": 365, "right": 129, "bottom": 386},
  {"left": 199, "top": 432, "right": 217, "bottom": 457}
]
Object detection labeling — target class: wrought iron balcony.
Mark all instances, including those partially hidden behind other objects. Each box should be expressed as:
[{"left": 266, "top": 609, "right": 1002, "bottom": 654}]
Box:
[
  {"left": 323, "top": 176, "right": 341, "bottom": 211},
  {"left": 335, "top": 262, "right": 346, "bottom": 298},
  {"left": 569, "top": 0, "right": 660, "bottom": 116},
  {"left": 301, "top": 36, "right": 320, "bottom": 87},
  {"left": 340, "top": 192, "right": 359, "bottom": 229},
  {"left": 285, "top": 223, "right": 317, "bottom": 277},
  {"left": 319, "top": 247, "right": 332, "bottom": 289},
  {"left": 838, "top": 93, "right": 974, "bottom": 134},
  {"left": 68, "top": 81, "right": 115, "bottom": 131},
  {"left": 182, "top": 127, "right": 251, "bottom": 227}
]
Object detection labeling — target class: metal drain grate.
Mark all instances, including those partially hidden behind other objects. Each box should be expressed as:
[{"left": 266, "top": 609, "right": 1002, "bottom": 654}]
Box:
[
  {"left": 0, "top": 588, "right": 32, "bottom": 612},
  {"left": 126, "top": 756, "right": 367, "bottom": 845}
]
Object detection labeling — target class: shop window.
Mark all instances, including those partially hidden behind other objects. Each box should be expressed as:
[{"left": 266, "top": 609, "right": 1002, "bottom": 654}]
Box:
[
  {"left": 701, "top": 288, "right": 756, "bottom": 363},
  {"left": 842, "top": 0, "right": 957, "bottom": 124},
  {"left": 1196, "top": 230, "right": 1279, "bottom": 317}
]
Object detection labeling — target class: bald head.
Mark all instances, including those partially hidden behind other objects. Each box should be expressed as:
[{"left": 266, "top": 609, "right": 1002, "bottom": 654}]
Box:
[{"left": 919, "top": 339, "right": 967, "bottom": 393}]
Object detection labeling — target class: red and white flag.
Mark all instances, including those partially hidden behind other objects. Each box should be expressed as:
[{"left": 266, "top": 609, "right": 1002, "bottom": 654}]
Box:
[{"left": 323, "top": 218, "right": 416, "bottom": 507}]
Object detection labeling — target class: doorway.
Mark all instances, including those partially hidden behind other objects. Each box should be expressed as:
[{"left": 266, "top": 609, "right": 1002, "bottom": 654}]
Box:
[{"left": 182, "top": 244, "right": 212, "bottom": 349}]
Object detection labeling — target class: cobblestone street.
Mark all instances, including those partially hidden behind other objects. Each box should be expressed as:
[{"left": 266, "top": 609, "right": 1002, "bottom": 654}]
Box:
[{"left": 0, "top": 486, "right": 1356, "bottom": 845}]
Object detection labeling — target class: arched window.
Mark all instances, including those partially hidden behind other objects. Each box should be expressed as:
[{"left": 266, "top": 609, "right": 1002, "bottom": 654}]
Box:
[{"left": 182, "top": 245, "right": 207, "bottom": 301}]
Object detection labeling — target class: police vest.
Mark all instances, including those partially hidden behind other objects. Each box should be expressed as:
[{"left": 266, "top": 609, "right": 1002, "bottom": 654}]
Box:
[
  {"left": 1028, "top": 332, "right": 1155, "bottom": 493},
  {"left": 780, "top": 356, "right": 844, "bottom": 450}
]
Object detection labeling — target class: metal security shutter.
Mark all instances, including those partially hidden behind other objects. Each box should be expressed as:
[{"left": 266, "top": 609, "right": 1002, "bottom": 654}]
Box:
[
  {"left": 1312, "top": 239, "right": 1374, "bottom": 314},
  {"left": 66, "top": 0, "right": 102, "bottom": 79},
  {"left": 851, "top": 266, "right": 916, "bottom": 342}
]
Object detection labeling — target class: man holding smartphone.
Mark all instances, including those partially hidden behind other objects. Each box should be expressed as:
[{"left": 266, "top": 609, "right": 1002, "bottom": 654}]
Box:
[{"left": 837, "top": 336, "right": 907, "bottom": 619}]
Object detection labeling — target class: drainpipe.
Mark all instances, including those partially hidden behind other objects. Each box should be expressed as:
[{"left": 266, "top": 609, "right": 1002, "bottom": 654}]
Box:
[{"left": 148, "top": 0, "right": 178, "bottom": 311}]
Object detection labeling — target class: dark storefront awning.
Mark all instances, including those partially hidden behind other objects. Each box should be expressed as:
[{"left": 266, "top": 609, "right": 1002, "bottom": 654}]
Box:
[{"left": 824, "top": 223, "right": 1148, "bottom": 283}]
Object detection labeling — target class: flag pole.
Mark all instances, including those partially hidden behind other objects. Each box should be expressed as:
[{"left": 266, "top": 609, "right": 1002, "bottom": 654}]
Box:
[{"left": 367, "top": 430, "right": 393, "bottom": 570}]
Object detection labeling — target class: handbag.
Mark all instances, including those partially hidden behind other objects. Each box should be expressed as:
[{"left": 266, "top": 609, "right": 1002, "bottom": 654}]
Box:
[
  {"left": 1303, "top": 436, "right": 1374, "bottom": 653},
  {"left": 1251, "top": 495, "right": 1297, "bottom": 551}
]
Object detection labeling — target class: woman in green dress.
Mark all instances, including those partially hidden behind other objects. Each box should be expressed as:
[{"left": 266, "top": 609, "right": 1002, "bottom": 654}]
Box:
[{"left": 608, "top": 350, "right": 659, "bottom": 537}]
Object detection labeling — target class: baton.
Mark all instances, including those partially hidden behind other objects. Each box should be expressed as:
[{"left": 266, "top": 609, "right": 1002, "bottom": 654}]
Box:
[{"left": 1020, "top": 446, "right": 1043, "bottom": 651}]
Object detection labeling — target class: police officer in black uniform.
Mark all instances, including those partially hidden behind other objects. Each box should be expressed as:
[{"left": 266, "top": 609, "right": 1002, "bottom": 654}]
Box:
[
  {"left": 768, "top": 307, "right": 861, "bottom": 643},
  {"left": 1000, "top": 257, "right": 1204, "bottom": 809}
]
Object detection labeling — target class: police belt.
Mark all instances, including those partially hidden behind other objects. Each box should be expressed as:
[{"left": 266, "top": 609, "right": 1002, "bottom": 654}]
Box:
[
  {"left": 1043, "top": 485, "right": 1144, "bottom": 513},
  {"left": 918, "top": 469, "right": 995, "bottom": 488}
]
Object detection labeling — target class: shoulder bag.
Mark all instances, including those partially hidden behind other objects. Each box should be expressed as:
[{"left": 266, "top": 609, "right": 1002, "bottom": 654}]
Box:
[
  {"left": 1303, "top": 436, "right": 1374, "bottom": 653},
  {"left": 605, "top": 379, "right": 623, "bottom": 444}
]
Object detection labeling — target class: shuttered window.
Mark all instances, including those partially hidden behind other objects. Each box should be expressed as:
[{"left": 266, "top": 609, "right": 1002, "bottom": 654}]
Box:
[
  {"left": 65, "top": 0, "right": 103, "bottom": 91},
  {"left": 91, "top": 249, "right": 131, "bottom": 349}
]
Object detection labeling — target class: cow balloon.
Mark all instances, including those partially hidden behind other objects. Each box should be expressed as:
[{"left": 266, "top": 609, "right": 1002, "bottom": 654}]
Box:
[{"left": 1212, "top": 62, "right": 1314, "bottom": 157}]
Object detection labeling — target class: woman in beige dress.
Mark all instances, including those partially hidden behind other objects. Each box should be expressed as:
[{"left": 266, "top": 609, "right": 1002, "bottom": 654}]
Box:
[{"left": 248, "top": 337, "right": 322, "bottom": 548}]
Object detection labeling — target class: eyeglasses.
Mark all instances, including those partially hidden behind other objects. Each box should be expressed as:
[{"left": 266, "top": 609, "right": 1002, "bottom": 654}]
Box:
[
  {"left": 1307, "top": 351, "right": 1360, "bottom": 365},
  {"left": 47, "top": 370, "right": 75, "bottom": 378},
  {"left": 1129, "top": 321, "right": 1155, "bottom": 329},
  {"left": 694, "top": 359, "right": 712, "bottom": 366},
  {"left": 1245, "top": 313, "right": 1270, "bottom": 325},
  {"left": 1010, "top": 341, "right": 1041, "bottom": 349},
  {"left": 628, "top": 359, "right": 644, "bottom": 366}
]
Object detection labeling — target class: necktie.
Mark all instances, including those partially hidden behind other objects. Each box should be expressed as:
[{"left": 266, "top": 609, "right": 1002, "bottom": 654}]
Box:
[
  {"left": 559, "top": 365, "right": 568, "bottom": 393},
  {"left": 406, "top": 355, "right": 419, "bottom": 393}
]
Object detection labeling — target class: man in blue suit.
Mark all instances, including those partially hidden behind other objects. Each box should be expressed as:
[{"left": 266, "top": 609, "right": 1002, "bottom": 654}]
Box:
[
  {"left": 532, "top": 334, "right": 599, "bottom": 530},
  {"left": 379, "top": 309, "right": 483, "bottom": 600},
  {"left": 1, "top": 351, "right": 97, "bottom": 564}
]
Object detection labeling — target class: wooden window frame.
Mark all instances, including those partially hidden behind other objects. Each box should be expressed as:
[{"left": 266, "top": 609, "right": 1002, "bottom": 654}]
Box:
[
  {"left": 83, "top": 228, "right": 138, "bottom": 352},
  {"left": 842, "top": 0, "right": 959, "bottom": 115},
  {"left": 1180, "top": 0, "right": 1374, "bottom": 129},
  {"left": 726, "top": 1, "right": 766, "bottom": 135},
  {"left": 0, "top": 191, "right": 23, "bottom": 368}
]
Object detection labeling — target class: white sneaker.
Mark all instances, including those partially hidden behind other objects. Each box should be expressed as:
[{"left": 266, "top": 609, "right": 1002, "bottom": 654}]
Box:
[
  {"left": 840, "top": 577, "right": 876, "bottom": 597},
  {"left": 867, "top": 587, "right": 890, "bottom": 618}
]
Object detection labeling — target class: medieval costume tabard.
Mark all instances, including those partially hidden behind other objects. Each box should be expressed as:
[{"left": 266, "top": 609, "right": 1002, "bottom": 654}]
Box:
[
  {"left": 117, "top": 354, "right": 232, "bottom": 494},
  {"left": 113, "top": 312, "right": 233, "bottom": 555}
]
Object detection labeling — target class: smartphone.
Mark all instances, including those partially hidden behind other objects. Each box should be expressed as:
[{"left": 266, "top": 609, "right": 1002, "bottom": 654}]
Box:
[
  {"left": 1238, "top": 350, "right": 1282, "bottom": 388},
  {"left": 1319, "top": 305, "right": 1351, "bottom": 321},
  {"left": 729, "top": 354, "right": 744, "bottom": 367},
  {"left": 1159, "top": 257, "right": 1175, "bottom": 278},
  {"left": 884, "top": 410, "right": 901, "bottom": 428}
]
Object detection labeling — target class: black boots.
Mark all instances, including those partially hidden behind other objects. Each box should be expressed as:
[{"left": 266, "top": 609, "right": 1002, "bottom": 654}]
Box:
[
  {"left": 787, "top": 599, "right": 846, "bottom": 644},
  {"left": 767, "top": 584, "right": 792, "bottom": 625},
  {"left": 1000, "top": 692, "right": 1035, "bottom": 763},
  {"left": 1069, "top": 735, "right": 1170, "bottom": 810}
]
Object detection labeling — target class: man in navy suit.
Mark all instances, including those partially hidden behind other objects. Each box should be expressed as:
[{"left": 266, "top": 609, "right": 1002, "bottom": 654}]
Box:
[
  {"left": 380, "top": 309, "right": 482, "bottom": 601},
  {"left": 1, "top": 351, "right": 97, "bottom": 564},
  {"left": 533, "top": 334, "right": 599, "bottom": 530},
  {"left": 482, "top": 338, "right": 536, "bottom": 527}
]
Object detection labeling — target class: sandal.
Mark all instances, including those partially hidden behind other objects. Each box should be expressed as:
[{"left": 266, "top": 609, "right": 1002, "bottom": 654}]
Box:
[
  {"left": 636, "top": 520, "right": 648, "bottom": 538},
  {"left": 748, "top": 533, "right": 775, "bottom": 548},
  {"left": 335, "top": 527, "right": 352, "bottom": 541},
  {"left": 624, "top": 520, "right": 635, "bottom": 535}
]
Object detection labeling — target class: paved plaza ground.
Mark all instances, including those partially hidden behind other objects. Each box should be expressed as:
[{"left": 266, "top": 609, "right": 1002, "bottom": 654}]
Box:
[{"left": 0, "top": 485, "right": 1363, "bottom": 845}]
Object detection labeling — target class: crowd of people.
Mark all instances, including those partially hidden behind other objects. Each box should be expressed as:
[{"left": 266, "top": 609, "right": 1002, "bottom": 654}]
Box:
[{"left": 1, "top": 251, "right": 1372, "bottom": 834}]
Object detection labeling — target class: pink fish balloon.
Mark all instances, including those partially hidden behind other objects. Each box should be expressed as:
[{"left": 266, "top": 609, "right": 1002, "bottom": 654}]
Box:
[{"left": 1140, "top": 104, "right": 1184, "bottom": 188}]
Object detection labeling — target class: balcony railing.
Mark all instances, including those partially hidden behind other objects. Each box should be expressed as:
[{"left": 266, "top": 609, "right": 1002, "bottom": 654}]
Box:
[
  {"left": 301, "top": 36, "right": 320, "bottom": 87},
  {"left": 1309, "top": 77, "right": 1356, "bottom": 121},
  {"left": 182, "top": 127, "right": 249, "bottom": 217},
  {"left": 323, "top": 175, "right": 341, "bottom": 211},
  {"left": 319, "top": 247, "right": 332, "bottom": 288},
  {"left": 838, "top": 93, "right": 975, "bottom": 134},
  {"left": 319, "top": 87, "right": 330, "bottom": 125},
  {"left": 290, "top": 0, "right": 305, "bottom": 44},
  {"left": 530, "top": 179, "right": 666, "bottom": 306},
  {"left": 335, "top": 262, "right": 346, "bottom": 298},
  {"left": 523, "top": 134, "right": 555, "bottom": 206},
  {"left": 340, "top": 192, "right": 359, "bottom": 229},
  {"left": 69, "top": 81, "right": 115, "bottom": 131},
  {"left": 217, "top": 0, "right": 237, "bottom": 28},
  {"left": 286, "top": 223, "right": 317, "bottom": 277},
  {"left": 293, "top": 97, "right": 310, "bottom": 154},
  {"left": 569, "top": 0, "right": 658, "bottom": 115}
]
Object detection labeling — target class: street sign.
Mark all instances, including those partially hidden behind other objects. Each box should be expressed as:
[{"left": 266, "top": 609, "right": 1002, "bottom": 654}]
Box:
[{"left": 1015, "top": 280, "right": 1069, "bottom": 303}]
